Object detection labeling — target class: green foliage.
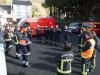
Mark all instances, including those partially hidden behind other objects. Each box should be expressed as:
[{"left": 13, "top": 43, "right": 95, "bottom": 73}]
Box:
[{"left": 43, "top": 0, "right": 100, "bottom": 20}]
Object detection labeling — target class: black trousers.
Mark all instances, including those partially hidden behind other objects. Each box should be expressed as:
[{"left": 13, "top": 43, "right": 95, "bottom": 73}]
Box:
[
  {"left": 37, "top": 34, "right": 41, "bottom": 41},
  {"left": 5, "top": 41, "right": 12, "bottom": 50},
  {"left": 28, "top": 34, "right": 32, "bottom": 41},
  {"left": 22, "top": 55, "right": 29, "bottom": 62},
  {"left": 15, "top": 44, "right": 21, "bottom": 54},
  {"left": 81, "top": 58, "right": 90, "bottom": 72},
  {"left": 26, "top": 44, "right": 31, "bottom": 52},
  {"left": 20, "top": 45, "right": 30, "bottom": 63},
  {"left": 54, "top": 35, "right": 60, "bottom": 43}
]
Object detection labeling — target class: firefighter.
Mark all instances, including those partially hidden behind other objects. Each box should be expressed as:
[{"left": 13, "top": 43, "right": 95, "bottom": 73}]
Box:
[
  {"left": 78, "top": 26, "right": 87, "bottom": 52},
  {"left": 36, "top": 25, "right": 41, "bottom": 43},
  {"left": 19, "top": 32, "right": 31, "bottom": 67},
  {"left": 12, "top": 32, "right": 21, "bottom": 59},
  {"left": 14, "top": 26, "right": 21, "bottom": 40},
  {"left": 49, "top": 26, "right": 55, "bottom": 44},
  {"left": 54, "top": 25, "right": 61, "bottom": 45},
  {"left": 4, "top": 25, "right": 9, "bottom": 34},
  {"left": 80, "top": 24, "right": 98, "bottom": 71},
  {"left": 3, "top": 29, "right": 13, "bottom": 54},
  {"left": 80, "top": 31, "right": 96, "bottom": 74},
  {"left": 27, "top": 26, "right": 32, "bottom": 41},
  {"left": 56, "top": 41, "right": 74, "bottom": 75},
  {"left": 44, "top": 25, "right": 50, "bottom": 44},
  {"left": 64, "top": 26, "right": 70, "bottom": 41}
]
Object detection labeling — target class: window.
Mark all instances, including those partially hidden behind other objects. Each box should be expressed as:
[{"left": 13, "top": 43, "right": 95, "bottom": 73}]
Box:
[
  {"left": 25, "top": 12, "right": 28, "bottom": 14},
  {"left": 17, "top": 6, "right": 21, "bottom": 10},
  {"left": 17, "top": 12, "right": 21, "bottom": 14},
  {"left": 25, "top": 6, "right": 29, "bottom": 10},
  {"left": 17, "top": 12, "right": 21, "bottom": 17},
  {"left": 7, "top": 11, "right": 11, "bottom": 14}
]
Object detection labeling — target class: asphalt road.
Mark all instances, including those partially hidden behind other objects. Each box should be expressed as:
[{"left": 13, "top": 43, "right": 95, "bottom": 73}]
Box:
[{"left": 4, "top": 32, "right": 100, "bottom": 75}]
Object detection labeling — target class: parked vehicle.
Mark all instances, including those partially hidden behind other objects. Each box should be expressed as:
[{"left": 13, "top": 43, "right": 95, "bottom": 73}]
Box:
[
  {"left": 82, "top": 22, "right": 100, "bottom": 35},
  {"left": 68, "top": 22, "right": 82, "bottom": 33},
  {"left": 18, "top": 17, "right": 57, "bottom": 36}
]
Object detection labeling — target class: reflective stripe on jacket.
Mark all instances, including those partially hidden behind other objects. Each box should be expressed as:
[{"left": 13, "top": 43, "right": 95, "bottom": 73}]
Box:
[
  {"left": 57, "top": 59, "right": 72, "bottom": 74},
  {"left": 81, "top": 39, "right": 95, "bottom": 59}
]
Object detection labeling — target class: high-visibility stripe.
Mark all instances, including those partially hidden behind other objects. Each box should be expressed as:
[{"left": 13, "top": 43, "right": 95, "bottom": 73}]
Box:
[
  {"left": 57, "top": 59, "right": 72, "bottom": 74},
  {"left": 57, "top": 67, "right": 71, "bottom": 74},
  {"left": 4, "top": 39, "right": 12, "bottom": 41},
  {"left": 82, "top": 64, "right": 86, "bottom": 74},
  {"left": 0, "top": 43, "right": 7, "bottom": 75},
  {"left": 14, "top": 35, "right": 19, "bottom": 44},
  {"left": 82, "top": 72, "right": 87, "bottom": 75},
  {"left": 16, "top": 53, "right": 21, "bottom": 57},
  {"left": 23, "top": 52, "right": 31, "bottom": 55},
  {"left": 61, "top": 60, "right": 64, "bottom": 71}
]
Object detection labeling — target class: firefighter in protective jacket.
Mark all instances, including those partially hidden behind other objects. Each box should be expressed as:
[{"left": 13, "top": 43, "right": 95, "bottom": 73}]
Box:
[
  {"left": 56, "top": 41, "right": 74, "bottom": 75},
  {"left": 19, "top": 32, "right": 31, "bottom": 67},
  {"left": 80, "top": 31, "right": 96, "bottom": 74}
]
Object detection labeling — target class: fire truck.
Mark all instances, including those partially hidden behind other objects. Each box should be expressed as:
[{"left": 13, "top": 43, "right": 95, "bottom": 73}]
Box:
[{"left": 18, "top": 17, "right": 57, "bottom": 36}]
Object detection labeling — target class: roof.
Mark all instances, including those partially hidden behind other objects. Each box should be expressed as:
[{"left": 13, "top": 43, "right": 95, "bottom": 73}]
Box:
[
  {"left": 13, "top": 0, "right": 32, "bottom": 5},
  {"left": 0, "top": 5, "right": 11, "bottom": 11}
]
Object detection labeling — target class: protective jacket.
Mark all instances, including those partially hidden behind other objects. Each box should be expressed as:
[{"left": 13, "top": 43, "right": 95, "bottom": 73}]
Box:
[
  {"left": 81, "top": 39, "right": 95, "bottom": 59},
  {"left": 57, "top": 51, "right": 74, "bottom": 74}
]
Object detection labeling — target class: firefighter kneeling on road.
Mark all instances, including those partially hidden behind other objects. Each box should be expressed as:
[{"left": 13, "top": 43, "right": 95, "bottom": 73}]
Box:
[
  {"left": 56, "top": 41, "right": 74, "bottom": 75},
  {"left": 19, "top": 32, "right": 31, "bottom": 67},
  {"left": 80, "top": 31, "right": 96, "bottom": 75}
]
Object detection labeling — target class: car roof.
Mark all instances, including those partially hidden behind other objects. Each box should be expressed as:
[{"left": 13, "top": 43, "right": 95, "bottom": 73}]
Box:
[{"left": 82, "top": 22, "right": 100, "bottom": 24}]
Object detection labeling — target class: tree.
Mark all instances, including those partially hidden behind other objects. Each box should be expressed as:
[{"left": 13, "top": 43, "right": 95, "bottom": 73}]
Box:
[{"left": 43, "top": 0, "right": 100, "bottom": 20}]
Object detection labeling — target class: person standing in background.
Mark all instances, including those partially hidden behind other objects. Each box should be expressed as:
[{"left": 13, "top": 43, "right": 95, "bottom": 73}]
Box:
[
  {"left": 36, "top": 25, "right": 41, "bottom": 43},
  {"left": 54, "top": 25, "right": 61, "bottom": 45}
]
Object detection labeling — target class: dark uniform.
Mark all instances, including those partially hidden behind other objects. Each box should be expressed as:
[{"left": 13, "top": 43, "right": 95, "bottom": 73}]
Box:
[
  {"left": 64, "top": 26, "right": 70, "bottom": 41},
  {"left": 81, "top": 38, "right": 96, "bottom": 74},
  {"left": 78, "top": 30, "right": 87, "bottom": 52},
  {"left": 54, "top": 26, "right": 61, "bottom": 45},
  {"left": 79, "top": 24, "right": 98, "bottom": 71},
  {"left": 27, "top": 27, "right": 32, "bottom": 41},
  {"left": 56, "top": 41, "right": 74, "bottom": 75},
  {"left": 19, "top": 32, "right": 31, "bottom": 67},
  {"left": 14, "top": 27, "right": 21, "bottom": 39},
  {"left": 36, "top": 26, "right": 41, "bottom": 42},
  {"left": 3, "top": 30, "right": 13, "bottom": 54},
  {"left": 12, "top": 33, "right": 21, "bottom": 58},
  {"left": 44, "top": 26, "right": 50, "bottom": 43},
  {"left": 49, "top": 26, "right": 55, "bottom": 43}
]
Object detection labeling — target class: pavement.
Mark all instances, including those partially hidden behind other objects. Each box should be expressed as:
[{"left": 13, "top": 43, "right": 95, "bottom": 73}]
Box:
[{"left": 2, "top": 32, "right": 100, "bottom": 75}]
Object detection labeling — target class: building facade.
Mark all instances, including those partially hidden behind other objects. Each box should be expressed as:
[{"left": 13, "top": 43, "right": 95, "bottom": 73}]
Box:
[{"left": 12, "top": 0, "right": 32, "bottom": 20}]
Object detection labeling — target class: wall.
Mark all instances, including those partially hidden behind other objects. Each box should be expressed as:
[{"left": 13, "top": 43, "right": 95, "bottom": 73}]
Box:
[{"left": 12, "top": 4, "right": 32, "bottom": 19}]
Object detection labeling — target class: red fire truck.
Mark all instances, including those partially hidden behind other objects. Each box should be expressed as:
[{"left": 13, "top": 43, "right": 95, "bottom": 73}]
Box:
[{"left": 18, "top": 17, "right": 57, "bottom": 36}]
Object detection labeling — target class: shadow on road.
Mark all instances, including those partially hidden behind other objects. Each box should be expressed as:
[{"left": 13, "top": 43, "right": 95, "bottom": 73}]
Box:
[
  {"left": 31, "top": 63, "right": 56, "bottom": 73},
  {"left": 39, "top": 50, "right": 59, "bottom": 57},
  {"left": 46, "top": 47, "right": 62, "bottom": 52},
  {"left": 6, "top": 54, "right": 16, "bottom": 59},
  {"left": 72, "top": 70, "right": 81, "bottom": 75},
  {"left": 6, "top": 58, "right": 23, "bottom": 67},
  {"left": 7, "top": 72, "right": 26, "bottom": 75}
]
